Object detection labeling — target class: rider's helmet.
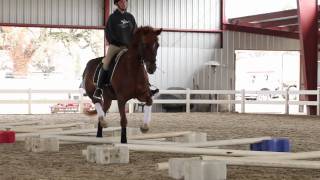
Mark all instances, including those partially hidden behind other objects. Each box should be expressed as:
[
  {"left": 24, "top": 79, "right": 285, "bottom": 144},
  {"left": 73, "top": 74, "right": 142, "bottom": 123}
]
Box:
[{"left": 114, "top": 0, "right": 127, "bottom": 4}]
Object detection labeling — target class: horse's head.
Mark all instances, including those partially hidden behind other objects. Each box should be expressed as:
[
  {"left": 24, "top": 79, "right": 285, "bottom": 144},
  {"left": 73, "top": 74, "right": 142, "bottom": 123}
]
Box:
[{"left": 131, "top": 26, "right": 162, "bottom": 74}]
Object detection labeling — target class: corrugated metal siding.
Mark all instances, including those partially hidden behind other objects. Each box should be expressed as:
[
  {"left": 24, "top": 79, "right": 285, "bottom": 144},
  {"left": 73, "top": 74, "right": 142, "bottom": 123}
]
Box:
[
  {"left": 0, "top": 0, "right": 104, "bottom": 26},
  {"left": 206, "top": 31, "right": 300, "bottom": 91},
  {"left": 153, "top": 32, "right": 220, "bottom": 89},
  {"left": 110, "top": 0, "right": 220, "bottom": 30}
]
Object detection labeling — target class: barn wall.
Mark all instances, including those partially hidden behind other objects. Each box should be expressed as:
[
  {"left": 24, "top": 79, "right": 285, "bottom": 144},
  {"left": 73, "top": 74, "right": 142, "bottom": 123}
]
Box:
[
  {"left": 0, "top": 0, "right": 303, "bottom": 91},
  {"left": 0, "top": 0, "right": 104, "bottom": 26},
  {"left": 204, "top": 31, "right": 301, "bottom": 91},
  {"left": 118, "top": 0, "right": 300, "bottom": 91}
]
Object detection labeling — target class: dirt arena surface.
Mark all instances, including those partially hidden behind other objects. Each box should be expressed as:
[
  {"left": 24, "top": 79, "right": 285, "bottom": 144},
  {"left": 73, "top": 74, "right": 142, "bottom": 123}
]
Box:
[{"left": 1, "top": 113, "right": 320, "bottom": 180}]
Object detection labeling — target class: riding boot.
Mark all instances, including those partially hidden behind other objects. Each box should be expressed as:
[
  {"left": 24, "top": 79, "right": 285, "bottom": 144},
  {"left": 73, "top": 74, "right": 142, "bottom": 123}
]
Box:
[{"left": 93, "top": 68, "right": 109, "bottom": 100}]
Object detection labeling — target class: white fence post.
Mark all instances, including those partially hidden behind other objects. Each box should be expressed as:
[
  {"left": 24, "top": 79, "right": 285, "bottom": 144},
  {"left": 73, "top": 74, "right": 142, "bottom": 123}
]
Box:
[
  {"left": 317, "top": 89, "right": 320, "bottom": 115},
  {"left": 186, "top": 88, "right": 190, "bottom": 113},
  {"left": 129, "top": 100, "right": 134, "bottom": 114},
  {"left": 241, "top": 89, "right": 245, "bottom": 113},
  {"left": 284, "top": 89, "right": 289, "bottom": 115},
  {"left": 228, "top": 94, "right": 231, "bottom": 112},
  {"left": 79, "top": 88, "right": 84, "bottom": 113},
  {"left": 28, "top": 88, "right": 32, "bottom": 114}
]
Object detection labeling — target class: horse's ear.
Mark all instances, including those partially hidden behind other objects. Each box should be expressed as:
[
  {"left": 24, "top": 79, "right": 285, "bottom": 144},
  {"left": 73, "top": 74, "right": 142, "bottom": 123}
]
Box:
[{"left": 155, "top": 28, "right": 162, "bottom": 35}]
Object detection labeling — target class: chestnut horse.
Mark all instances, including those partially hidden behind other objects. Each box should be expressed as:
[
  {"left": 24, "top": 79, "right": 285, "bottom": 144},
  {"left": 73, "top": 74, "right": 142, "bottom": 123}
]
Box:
[{"left": 82, "top": 26, "right": 162, "bottom": 143}]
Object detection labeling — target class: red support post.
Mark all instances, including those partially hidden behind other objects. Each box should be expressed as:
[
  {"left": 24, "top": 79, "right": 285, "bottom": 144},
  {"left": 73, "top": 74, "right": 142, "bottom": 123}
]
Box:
[
  {"left": 297, "top": 0, "right": 318, "bottom": 115},
  {"left": 104, "top": 0, "right": 110, "bottom": 55}
]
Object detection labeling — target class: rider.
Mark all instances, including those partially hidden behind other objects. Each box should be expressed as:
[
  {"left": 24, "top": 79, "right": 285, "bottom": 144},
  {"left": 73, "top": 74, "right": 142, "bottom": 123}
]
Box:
[{"left": 93, "top": 0, "right": 158, "bottom": 100}]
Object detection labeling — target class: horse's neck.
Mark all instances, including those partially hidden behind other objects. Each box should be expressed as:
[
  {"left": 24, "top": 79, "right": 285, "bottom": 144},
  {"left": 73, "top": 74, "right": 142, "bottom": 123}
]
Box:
[
  {"left": 126, "top": 49, "right": 142, "bottom": 68},
  {"left": 125, "top": 49, "right": 148, "bottom": 81}
]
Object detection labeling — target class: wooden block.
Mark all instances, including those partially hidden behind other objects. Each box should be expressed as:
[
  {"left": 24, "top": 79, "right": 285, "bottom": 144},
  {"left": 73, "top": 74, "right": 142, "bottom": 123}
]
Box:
[
  {"left": 168, "top": 157, "right": 201, "bottom": 179},
  {"left": 86, "top": 145, "right": 98, "bottom": 163},
  {"left": 184, "top": 160, "right": 227, "bottom": 180},
  {"left": 26, "top": 137, "right": 59, "bottom": 152},
  {"left": 85, "top": 145, "right": 129, "bottom": 164},
  {"left": 95, "top": 146, "right": 129, "bottom": 164},
  {"left": 24, "top": 136, "right": 39, "bottom": 151}
]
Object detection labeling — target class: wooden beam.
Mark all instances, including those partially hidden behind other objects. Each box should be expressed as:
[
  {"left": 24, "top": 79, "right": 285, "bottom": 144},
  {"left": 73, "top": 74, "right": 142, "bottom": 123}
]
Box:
[
  {"left": 11, "top": 128, "right": 63, "bottom": 133},
  {"left": 128, "top": 131, "right": 192, "bottom": 140},
  {"left": 16, "top": 127, "right": 121, "bottom": 141},
  {"left": 116, "top": 144, "right": 288, "bottom": 157},
  {"left": 201, "top": 156, "right": 320, "bottom": 169},
  {"left": 245, "top": 151, "right": 320, "bottom": 160},
  {"left": 0, "top": 121, "right": 40, "bottom": 127},
  {"left": 173, "top": 137, "right": 272, "bottom": 148},
  {"left": 42, "top": 135, "right": 178, "bottom": 146},
  {"left": 22, "top": 123, "right": 88, "bottom": 130}
]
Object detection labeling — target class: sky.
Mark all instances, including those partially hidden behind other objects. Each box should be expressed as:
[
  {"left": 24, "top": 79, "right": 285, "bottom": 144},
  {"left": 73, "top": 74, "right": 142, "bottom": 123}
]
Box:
[{"left": 226, "top": 0, "right": 298, "bottom": 19}]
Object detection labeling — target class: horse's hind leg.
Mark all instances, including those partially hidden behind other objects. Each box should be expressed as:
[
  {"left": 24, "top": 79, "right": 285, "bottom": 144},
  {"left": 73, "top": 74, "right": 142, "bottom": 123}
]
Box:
[{"left": 117, "top": 100, "right": 128, "bottom": 143}]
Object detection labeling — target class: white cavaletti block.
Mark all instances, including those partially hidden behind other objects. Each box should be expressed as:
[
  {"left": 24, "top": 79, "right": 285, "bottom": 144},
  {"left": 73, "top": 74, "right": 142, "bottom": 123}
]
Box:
[
  {"left": 25, "top": 136, "right": 59, "bottom": 152},
  {"left": 184, "top": 160, "right": 226, "bottom": 180},
  {"left": 85, "top": 145, "right": 129, "bottom": 164},
  {"left": 168, "top": 157, "right": 201, "bottom": 179}
]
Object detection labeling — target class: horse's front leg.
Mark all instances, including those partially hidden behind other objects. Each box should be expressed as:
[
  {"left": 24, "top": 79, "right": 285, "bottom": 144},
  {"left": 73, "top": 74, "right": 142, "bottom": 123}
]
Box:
[
  {"left": 95, "top": 99, "right": 112, "bottom": 137},
  {"left": 117, "top": 100, "right": 128, "bottom": 143},
  {"left": 140, "top": 97, "right": 153, "bottom": 133}
]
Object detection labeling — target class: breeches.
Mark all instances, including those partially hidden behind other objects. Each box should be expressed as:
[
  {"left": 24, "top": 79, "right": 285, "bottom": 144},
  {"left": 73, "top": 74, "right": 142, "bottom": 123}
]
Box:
[{"left": 102, "top": 45, "right": 126, "bottom": 70}]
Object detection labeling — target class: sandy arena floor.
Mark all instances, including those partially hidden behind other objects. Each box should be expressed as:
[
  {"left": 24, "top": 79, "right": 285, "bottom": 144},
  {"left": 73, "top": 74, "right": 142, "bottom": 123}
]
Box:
[{"left": 1, "top": 113, "right": 320, "bottom": 180}]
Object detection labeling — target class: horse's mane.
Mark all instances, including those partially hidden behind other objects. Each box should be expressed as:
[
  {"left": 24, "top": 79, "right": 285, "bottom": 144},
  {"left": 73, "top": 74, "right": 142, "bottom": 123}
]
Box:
[{"left": 130, "top": 26, "right": 155, "bottom": 47}]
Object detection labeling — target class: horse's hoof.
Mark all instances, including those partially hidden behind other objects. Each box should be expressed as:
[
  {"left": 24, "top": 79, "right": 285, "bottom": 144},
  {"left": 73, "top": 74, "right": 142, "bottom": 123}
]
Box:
[
  {"left": 98, "top": 116, "right": 108, "bottom": 128},
  {"left": 140, "top": 124, "right": 149, "bottom": 133}
]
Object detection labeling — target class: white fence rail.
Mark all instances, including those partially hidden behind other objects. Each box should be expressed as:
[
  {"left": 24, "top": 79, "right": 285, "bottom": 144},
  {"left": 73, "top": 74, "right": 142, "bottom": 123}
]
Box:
[{"left": 0, "top": 88, "right": 319, "bottom": 115}]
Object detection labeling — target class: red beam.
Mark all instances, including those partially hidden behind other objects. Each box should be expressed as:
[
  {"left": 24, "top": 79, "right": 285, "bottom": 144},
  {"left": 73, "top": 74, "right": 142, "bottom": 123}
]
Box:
[
  {"left": 105, "top": 0, "right": 110, "bottom": 24},
  {"left": 162, "top": 28, "right": 222, "bottom": 34},
  {"left": 104, "top": 0, "right": 110, "bottom": 55},
  {"left": 285, "top": 24, "right": 300, "bottom": 32},
  {"left": 229, "top": 9, "right": 298, "bottom": 24},
  {"left": 257, "top": 18, "right": 298, "bottom": 28},
  {"left": 297, "top": 0, "right": 318, "bottom": 115},
  {"left": 0, "top": 23, "right": 104, "bottom": 29},
  {"left": 223, "top": 23, "right": 299, "bottom": 39}
]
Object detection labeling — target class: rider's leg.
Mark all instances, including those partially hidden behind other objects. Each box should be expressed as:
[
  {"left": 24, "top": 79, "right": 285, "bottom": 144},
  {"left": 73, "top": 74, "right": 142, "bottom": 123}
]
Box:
[
  {"left": 93, "top": 45, "right": 122, "bottom": 100},
  {"left": 93, "top": 67, "right": 108, "bottom": 100}
]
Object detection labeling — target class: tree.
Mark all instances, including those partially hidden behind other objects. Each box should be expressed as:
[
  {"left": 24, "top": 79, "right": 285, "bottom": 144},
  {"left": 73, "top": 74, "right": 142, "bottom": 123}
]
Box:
[
  {"left": 0, "top": 27, "right": 104, "bottom": 78},
  {"left": 0, "top": 27, "right": 37, "bottom": 77}
]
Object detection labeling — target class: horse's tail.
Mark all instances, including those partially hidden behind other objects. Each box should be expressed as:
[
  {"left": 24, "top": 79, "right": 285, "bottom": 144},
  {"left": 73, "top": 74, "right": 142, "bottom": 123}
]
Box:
[{"left": 81, "top": 57, "right": 104, "bottom": 116}]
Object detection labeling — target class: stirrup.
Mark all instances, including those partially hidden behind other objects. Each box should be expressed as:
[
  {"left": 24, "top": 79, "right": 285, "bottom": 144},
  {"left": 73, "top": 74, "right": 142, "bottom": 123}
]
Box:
[{"left": 93, "top": 89, "right": 103, "bottom": 100}]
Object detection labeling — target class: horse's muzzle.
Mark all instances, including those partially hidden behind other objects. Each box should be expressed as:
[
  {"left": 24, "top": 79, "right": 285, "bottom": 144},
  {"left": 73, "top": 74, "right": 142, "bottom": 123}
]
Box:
[{"left": 146, "top": 62, "right": 156, "bottom": 74}]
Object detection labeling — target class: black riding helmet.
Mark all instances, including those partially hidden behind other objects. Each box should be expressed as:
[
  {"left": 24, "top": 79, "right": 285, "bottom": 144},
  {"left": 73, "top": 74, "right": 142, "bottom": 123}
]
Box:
[{"left": 114, "top": 0, "right": 127, "bottom": 4}]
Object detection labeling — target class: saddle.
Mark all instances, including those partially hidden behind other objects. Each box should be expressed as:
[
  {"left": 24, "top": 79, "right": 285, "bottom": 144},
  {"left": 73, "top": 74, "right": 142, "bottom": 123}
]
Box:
[{"left": 93, "top": 49, "right": 128, "bottom": 86}]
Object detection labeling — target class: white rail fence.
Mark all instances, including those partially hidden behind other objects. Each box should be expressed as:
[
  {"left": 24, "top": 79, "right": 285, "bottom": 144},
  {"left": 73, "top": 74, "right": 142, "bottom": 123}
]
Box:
[{"left": 0, "top": 88, "right": 319, "bottom": 115}]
